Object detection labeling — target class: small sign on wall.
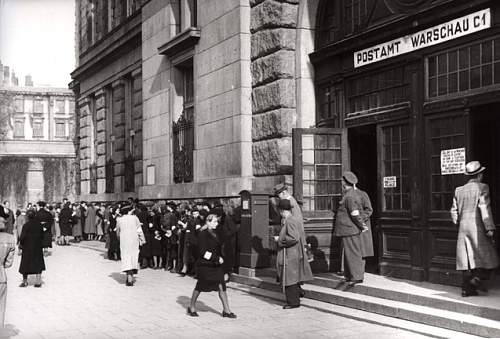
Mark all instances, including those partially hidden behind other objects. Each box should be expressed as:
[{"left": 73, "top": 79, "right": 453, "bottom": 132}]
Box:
[
  {"left": 383, "top": 176, "right": 397, "bottom": 188},
  {"left": 441, "top": 148, "right": 466, "bottom": 175},
  {"left": 146, "top": 165, "right": 155, "bottom": 185}
]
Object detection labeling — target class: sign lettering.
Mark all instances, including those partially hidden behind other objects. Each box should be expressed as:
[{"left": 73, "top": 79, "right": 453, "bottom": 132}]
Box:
[
  {"left": 383, "top": 176, "right": 397, "bottom": 188},
  {"left": 354, "top": 9, "right": 490, "bottom": 68},
  {"left": 441, "top": 148, "right": 466, "bottom": 175}
]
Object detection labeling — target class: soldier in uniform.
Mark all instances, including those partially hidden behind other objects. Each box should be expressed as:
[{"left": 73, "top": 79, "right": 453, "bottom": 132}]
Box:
[{"left": 333, "top": 171, "right": 371, "bottom": 286}]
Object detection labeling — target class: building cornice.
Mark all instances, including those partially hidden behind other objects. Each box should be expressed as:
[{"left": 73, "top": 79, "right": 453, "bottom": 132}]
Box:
[{"left": 71, "top": 13, "right": 142, "bottom": 81}]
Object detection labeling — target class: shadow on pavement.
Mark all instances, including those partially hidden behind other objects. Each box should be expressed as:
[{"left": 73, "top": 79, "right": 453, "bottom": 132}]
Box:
[
  {"left": 176, "top": 295, "right": 221, "bottom": 316},
  {"left": 0, "top": 324, "right": 19, "bottom": 338},
  {"left": 108, "top": 272, "right": 124, "bottom": 285}
]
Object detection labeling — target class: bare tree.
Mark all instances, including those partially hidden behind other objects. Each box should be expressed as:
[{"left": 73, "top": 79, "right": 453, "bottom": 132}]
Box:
[{"left": 0, "top": 89, "right": 13, "bottom": 139}]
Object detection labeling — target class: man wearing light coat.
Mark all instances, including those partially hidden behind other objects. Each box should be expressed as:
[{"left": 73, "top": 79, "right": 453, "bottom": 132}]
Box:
[{"left": 451, "top": 161, "right": 499, "bottom": 297}]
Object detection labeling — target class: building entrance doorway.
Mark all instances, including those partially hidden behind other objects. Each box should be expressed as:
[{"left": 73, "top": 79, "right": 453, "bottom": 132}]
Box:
[
  {"left": 348, "top": 124, "right": 379, "bottom": 273},
  {"left": 471, "top": 104, "right": 500, "bottom": 257}
]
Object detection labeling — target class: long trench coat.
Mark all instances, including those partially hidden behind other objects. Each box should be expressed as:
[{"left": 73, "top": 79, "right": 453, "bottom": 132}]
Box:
[
  {"left": 117, "top": 214, "right": 144, "bottom": 272},
  {"left": 277, "top": 215, "right": 313, "bottom": 287},
  {"left": 84, "top": 206, "right": 97, "bottom": 234},
  {"left": 451, "top": 179, "right": 499, "bottom": 270}
]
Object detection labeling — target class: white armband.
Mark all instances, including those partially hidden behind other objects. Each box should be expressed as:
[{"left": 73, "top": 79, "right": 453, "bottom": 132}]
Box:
[
  {"left": 350, "top": 210, "right": 360, "bottom": 217},
  {"left": 203, "top": 251, "right": 212, "bottom": 260}
]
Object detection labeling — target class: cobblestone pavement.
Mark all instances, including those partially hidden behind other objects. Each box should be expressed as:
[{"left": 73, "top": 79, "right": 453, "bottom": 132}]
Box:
[{"left": 0, "top": 244, "right": 436, "bottom": 339}]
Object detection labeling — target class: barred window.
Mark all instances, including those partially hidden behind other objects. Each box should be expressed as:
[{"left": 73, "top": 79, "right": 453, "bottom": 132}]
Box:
[
  {"left": 32, "top": 120, "right": 44, "bottom": 138},
  {"left": 55, "top": 121, "right": 66, "bottom": 137},
  {"left": 427, "top": 37, "right": 500, "bottom": 99}
]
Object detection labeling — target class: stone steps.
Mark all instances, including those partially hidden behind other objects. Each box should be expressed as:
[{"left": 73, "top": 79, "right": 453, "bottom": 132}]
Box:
[{"left": 231, "top": 274, "right": 500, "bottom": 338}]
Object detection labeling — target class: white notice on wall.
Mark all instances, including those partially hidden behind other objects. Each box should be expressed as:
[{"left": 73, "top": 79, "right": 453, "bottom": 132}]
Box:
[
  {"left": 441, "top": 148, "right": 466, "bottom": 175},
  {"left": 383, "top": 176, "right": 397, "bottom": 188},
  {"left": 147, "top": 165, "right": 155, "bottom": 185}
]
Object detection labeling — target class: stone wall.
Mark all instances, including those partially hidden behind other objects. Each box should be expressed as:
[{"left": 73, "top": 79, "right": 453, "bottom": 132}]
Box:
[{"left": 250, "top": 0, "right": 299, "bottom": 177}]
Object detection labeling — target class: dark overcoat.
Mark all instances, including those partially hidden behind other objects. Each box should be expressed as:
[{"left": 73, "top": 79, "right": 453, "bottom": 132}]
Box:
[
  {"left": 59, "top": 206, "right": 73, "bottom": 236},
  {"left": 36, "top": 209, "right": 53, "bottom": 248},
  {"left": 19, "top": 219, "right": 46, "bottom": 274},
  {"left": 195, "top": 229, "right": 224, "bottom": 282},
  {"left": 450, "top": 179, "right": 499, "bottom": 270},
  {"left": 276, "top": 215, "right": 313, "bottom": 286}
]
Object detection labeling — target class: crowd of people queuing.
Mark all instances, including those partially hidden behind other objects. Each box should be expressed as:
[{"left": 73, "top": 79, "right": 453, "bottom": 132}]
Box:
[{"left": 0, "top": 197, "right": 240, "bottom": 282}]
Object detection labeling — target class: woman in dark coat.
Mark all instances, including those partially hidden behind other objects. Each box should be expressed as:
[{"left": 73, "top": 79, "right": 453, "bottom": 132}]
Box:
[
  {"left": 187, "top": 214, "right": 236, "bottom": 318},
  {"left": 19, "top": 210, "right": 46, "bottom": 287},
  {"left": 107, "top": 206, "right": 121, "bottom": 260}
]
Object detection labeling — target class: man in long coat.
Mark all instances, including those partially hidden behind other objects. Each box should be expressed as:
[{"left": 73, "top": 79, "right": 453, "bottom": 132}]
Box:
[
  {"left": 333, "top": 171, "right": 370, "bottom": 286},
  {"left": 84, "top": 202, "right": 97, "bottom": 240},
  {"left": 451, "top": 161, "right": 499, "bottom": 297},
  {"left": 275, "top": 199, "right": 313, "bottom": 309}
]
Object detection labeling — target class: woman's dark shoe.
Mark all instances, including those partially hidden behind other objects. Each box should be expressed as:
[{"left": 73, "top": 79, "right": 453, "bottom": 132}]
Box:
[
  {"left": 19, "top": 282, "right": 28, "bottom": 288},
  {"left": 462, "top": 289, "right": 478, "bottom": 297},
  {"left": 283, "top": 304, "right": 300, "bottom": 309},
  {"left": 34, "top": 283, "right": 42, "bottom": 288},
  {"left": 178, "top": 272, "right": 186, "bottom": 277},
  {"left": 125, "top": 280, "right": 133, "bottom": 286},
  {"left": 347, "top": 279, "right": 363, "bottom": 287},
  {"left": 222, "top": 311, "right": 237, "bottom": 318},
  {"left": 470, "top": 277, "right": 488, "bottom": 292},
  {"left": 187, "top": 307, "right": 199, "bottom": 317}
]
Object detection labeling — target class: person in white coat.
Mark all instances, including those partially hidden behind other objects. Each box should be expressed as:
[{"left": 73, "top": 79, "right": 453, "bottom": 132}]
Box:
[{"left": 116, "top": 205, "right": 145, "bottom": 286}]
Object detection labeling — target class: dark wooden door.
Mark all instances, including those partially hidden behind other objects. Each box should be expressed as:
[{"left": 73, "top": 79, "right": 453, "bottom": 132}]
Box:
[
  {"left": 377, "top": 120, "right": 416, "bottom": 279},
  {"left": 424, "top": 112, "right": 467, "bottom": 286}
]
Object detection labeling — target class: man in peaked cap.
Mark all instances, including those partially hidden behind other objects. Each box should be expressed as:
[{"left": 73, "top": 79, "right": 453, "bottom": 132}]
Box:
[
  {"left": 333, "top": 171, "right": 372, "bottom": 286},
  {"left": 273, "top": 183, "right": 303, "bottom": 221},
  {"left": 451, "top": 161, "right": 499, "bottom": 297}
]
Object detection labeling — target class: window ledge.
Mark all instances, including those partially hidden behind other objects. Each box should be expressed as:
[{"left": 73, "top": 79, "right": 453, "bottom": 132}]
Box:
[{"left": 158, "top": 27, "right": 201, "bottom": 57}]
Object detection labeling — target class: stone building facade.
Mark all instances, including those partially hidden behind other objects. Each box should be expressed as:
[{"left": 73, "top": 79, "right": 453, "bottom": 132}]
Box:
[
  {"left": 0, "top": 63, "right": 76, "bottom": 209},
  {"left": 73, "top": 0, "right": 500, "bottom": 285}
]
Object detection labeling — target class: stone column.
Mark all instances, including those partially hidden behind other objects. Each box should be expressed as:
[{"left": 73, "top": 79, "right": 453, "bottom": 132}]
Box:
[
  {"left": 250, "top": 0, "right": 298, "bottom": 185},
  {"left": 95, "top": 89, "right": 107, "bottom": 194},
  {"left": 26, "top": 158, "right": 44, "bottom": 204},
  {"left": 111, "top": 79, "right": 126, "bottom": 193},
  {"left": 77, "top": 97, "right": 91, "bottom": 195}
]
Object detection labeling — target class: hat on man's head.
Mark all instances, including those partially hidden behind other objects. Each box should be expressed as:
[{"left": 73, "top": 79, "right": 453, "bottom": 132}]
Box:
[
  {"left": 342, "top": 171, "right": 358, "bottom": 185},
  {"left": 278, "top": 199, "right": 292, "bottom": 211},
  {"left": 465, "top": 161, "right": 486, "bottom": 176},
  {"left": 273, "top": 183, "right": 288, "bottom": 196}
]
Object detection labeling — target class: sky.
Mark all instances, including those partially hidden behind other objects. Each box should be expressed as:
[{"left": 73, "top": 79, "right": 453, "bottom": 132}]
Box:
[{"left": 0, "top": 0, "right": 75, "bottom": 88}]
